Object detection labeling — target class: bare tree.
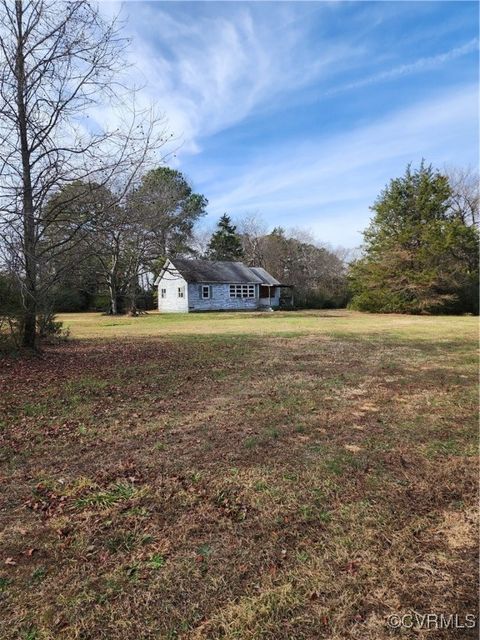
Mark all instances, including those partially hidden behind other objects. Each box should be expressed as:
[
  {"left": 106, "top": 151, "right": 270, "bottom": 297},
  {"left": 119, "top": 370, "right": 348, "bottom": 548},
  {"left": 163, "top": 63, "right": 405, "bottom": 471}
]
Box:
[
  {"left": 190, "top": 225, "right": 214, "bottom": 258},
  {"left": 235, "top": 218, "right": 349, "bottom": 307},
  {"left": 0, "top": 0, "right": 167, "bottom": 348},
  {"left": 237, "top": 214, "right": 268, "bottom": 266},
  {"left": 446, "top": 166, "right": 479, "bottom": 227},
  {"left": 285, "top": 226, "right": 317, "bottom": 246},
  {"left": 94, "top": 198, "right": 140, "bottom": 316}
]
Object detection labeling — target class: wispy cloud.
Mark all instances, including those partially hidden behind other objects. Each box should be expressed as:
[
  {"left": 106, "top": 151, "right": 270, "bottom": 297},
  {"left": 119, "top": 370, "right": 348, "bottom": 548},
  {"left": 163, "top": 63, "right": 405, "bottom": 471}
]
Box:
[
  {"left": 327, "top": 38, "right": 478, "bottom": 95},
  {"left": 203, "top": 85, "right": 478, "bottom": 247},
  {"left": 95, "top": 2, "right": 478, "bottom": 247},
  {"left": 97, "top": 3, "right": 360, "bottom": 156},
  {"left": 98, "top": 4, "right": 477, "bottom": 163}
]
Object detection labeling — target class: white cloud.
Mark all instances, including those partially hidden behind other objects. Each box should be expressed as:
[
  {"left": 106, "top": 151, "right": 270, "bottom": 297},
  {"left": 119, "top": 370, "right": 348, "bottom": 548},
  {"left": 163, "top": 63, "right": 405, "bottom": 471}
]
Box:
[
  {"left": 203, "top": 85, "right": 478, "bottom": 247},
  {"left": 95, "top": 3, "right": 360, "bottom": 156},
  {"left": 92, "top": 3, "right": 478, "bottom": 248},
  {"left": 327, "top": 38, "right": 478, "bottom": 95}
]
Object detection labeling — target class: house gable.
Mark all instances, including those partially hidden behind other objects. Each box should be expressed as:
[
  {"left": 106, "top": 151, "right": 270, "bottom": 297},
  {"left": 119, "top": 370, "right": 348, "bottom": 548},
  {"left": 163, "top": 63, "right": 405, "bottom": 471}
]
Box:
[{"left": 156, "top": 259, "right": 188, "bottom": 313}]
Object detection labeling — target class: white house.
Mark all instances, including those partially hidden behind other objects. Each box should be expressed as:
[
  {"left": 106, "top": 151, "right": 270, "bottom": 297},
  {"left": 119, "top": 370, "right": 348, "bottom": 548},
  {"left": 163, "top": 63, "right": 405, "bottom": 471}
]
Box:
[{"left": 154, "top": 258, "right": 290, "bottom": 313}]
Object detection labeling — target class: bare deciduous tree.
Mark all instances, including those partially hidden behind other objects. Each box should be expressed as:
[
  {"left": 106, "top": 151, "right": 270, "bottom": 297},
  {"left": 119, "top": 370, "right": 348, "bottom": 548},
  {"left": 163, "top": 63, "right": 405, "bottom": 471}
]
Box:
[
  {"left": 237, "top": 213, "right": 268, "bottom": 266},
  {"left": 236, "top": 217, "right": 348, "bottom": 307},
  {"left": 0, "top": 0, "right": 167, "bottom": 348},
  {"left": 446, "top": 166, "right": 479, "bottom": 227},
  {"left": 190, "top": 225, "right": 214, "bottom": 258}
]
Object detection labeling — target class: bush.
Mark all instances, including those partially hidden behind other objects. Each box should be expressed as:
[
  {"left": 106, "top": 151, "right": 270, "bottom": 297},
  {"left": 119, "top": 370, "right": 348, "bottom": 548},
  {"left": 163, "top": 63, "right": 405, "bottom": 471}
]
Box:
[
  {"left": 37, "top": 313, "right": 69, "bottom": 340},
  {"left": 294, "top": 286, "right": 349, "bottom": 310},
  {"left": 0, "top": 273, "right": 23, "bottom": 351},
  {"left": 52, "top": 288, "right": 90, "bottom": 312},
  {"left": 348, "top": 289, "right": 409, "bottom": 313}
]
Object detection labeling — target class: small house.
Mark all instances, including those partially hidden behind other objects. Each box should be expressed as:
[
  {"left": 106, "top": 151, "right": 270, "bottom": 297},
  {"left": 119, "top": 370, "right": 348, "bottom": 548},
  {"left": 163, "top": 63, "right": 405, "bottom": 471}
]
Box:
[{"left": 154, "top": 258, "right": 290, "bottom": 313}]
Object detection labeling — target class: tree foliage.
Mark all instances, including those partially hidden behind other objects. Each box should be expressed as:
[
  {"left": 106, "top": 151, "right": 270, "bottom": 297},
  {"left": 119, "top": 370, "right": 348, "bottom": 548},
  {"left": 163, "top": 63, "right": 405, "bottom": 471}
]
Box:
[
  {"left": 349, "top": 162, "right": 479, "bottom": 314},
  {"left": 207, "top": 214, "right": 244, "bottom": 261},
  {"left": 128, "top": 167, "right": 208, "bottom": 262},
  {"left": 239, "top": 223, "right": 347, "bottom": 308},
  {"left": 44, "top": 168, "right": 207, "bottom": 315}
]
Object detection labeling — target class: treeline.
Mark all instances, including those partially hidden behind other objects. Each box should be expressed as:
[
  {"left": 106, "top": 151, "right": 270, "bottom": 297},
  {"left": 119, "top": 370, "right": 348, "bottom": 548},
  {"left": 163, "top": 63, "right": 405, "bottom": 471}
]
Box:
[
  {"left": 1, "top": 167, "right": 348, "bottom": 329},
  {"left": 1, "top": 161, "right": 478, "bottom": 352},
  {"left": 20, "top": 158, "right": 477, "bottom": 317},
  {"left": 195, "top": 161, "right": 479, "bottom": 314},
  {"left": 1, "top": 193, "right": 348, "bottom": 316}
]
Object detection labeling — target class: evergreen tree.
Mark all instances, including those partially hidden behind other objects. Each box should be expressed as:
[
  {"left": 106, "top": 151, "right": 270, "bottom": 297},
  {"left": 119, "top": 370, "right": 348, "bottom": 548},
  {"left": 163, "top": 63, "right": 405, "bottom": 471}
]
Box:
[
  {"left": 207, "top": 214, "right": 244, "bottom": 261},
  {"left": 349, "top": 162, "right": 479, "bottom": 314}
]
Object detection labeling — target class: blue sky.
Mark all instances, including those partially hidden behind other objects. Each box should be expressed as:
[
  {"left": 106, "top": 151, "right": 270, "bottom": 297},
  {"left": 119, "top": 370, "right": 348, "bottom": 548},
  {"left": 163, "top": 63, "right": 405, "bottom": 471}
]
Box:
[{"left": 106, "top": 1, "right": 478, "bottom": 248}]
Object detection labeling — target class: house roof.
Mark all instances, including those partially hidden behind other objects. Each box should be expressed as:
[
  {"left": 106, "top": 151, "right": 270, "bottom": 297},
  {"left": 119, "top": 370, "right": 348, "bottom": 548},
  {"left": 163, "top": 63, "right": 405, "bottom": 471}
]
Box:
[
  {"left": 249, "top": 267, "right": 281, "bottom": 286},
  {"left": 157, "top": 258, "right": 283, "bottom": 285}
]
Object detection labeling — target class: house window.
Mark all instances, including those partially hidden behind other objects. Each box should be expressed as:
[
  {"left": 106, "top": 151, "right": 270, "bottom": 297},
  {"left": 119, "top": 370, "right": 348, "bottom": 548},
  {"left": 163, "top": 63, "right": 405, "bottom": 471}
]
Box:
[
  {"left": 201, "top": 285, "right": 210, "bottom": 299},
  {"left": 178, "top": 286, "right": 185, "bottom": 298},
  {"left": 160, "top": 288, "right": 167, "bottom": 298},
  {"left": 229, "top": 284, "right": 256, "bottom": 298}
]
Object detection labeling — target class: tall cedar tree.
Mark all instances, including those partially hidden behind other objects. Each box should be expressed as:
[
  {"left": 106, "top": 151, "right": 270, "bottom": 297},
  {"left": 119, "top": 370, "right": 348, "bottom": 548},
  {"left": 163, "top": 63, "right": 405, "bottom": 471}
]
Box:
[
  {"left": 349, "top": 162, "right": 479, "bottom": 314},
  {"left": 207, "top": 214, "right": 244, "bottom": 261}
]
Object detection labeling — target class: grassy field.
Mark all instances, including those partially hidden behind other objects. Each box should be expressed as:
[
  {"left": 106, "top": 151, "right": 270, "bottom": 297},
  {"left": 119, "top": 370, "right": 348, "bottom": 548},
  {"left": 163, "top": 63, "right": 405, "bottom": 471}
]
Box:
[{"left": 0, "top": 310, "right": 478, "bottom": 639}]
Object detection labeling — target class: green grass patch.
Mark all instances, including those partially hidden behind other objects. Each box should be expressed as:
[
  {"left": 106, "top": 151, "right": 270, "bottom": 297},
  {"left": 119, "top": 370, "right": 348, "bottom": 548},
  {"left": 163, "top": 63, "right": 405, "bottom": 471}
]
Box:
[{"left": 75, "top": 482, "right": 137, "bottom": 509}]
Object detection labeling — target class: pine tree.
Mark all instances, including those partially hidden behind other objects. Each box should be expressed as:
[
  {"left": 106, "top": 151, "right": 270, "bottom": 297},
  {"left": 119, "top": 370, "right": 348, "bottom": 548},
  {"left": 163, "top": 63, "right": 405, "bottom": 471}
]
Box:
[{"left": 207, "top": 214, "right": 244, "bottom": 261}]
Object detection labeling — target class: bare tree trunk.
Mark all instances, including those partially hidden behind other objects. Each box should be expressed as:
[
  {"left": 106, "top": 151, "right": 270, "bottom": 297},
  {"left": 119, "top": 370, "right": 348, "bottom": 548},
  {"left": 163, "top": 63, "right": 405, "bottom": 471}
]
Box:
[
  {"left": 127, "top": 277, "right": 139, "bottom": 316},
  {"left": 128, "top": 297, "right": 138, "bottom": 316},
  {"left": 126, "top": 253, "right": 140, "bottom": 316},
  {"left": 14, "top": 1, "right": 36, "bottom": 348},
  {"left": 108, "top": 281, "right": 118, "bottom": 315},
  {"left": 127, "top": 271, "right": 137, "bottom": 316},
  {"left": 107, "top": 250, "right": 121, "bottom": 315}
]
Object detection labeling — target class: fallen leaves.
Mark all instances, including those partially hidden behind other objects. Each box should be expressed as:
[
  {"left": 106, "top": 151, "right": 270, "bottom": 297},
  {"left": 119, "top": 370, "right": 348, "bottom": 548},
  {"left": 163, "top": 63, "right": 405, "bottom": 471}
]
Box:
[{"left": 0, "top": 324, "right": 477, "bottom": 640}]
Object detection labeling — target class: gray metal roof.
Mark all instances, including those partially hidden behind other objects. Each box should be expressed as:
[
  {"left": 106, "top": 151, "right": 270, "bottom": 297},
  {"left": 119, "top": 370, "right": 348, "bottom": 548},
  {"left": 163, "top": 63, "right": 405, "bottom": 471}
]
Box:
[
  {"left": 249, "top": 267, "right": 281, "bottom": 286},
  {"left": 171, "top": 259, "right": 267, "bottom": 284}
]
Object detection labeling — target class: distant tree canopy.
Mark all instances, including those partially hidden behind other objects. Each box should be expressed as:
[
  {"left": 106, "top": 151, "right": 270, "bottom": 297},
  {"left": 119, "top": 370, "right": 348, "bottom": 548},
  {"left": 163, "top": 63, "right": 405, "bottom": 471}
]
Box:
[
  {"left": 349, "top": 162, "right": 479, "bottom": 314},
  {"left": 207, "top": 214, "right": 244, "bottom": 261},
  {"left": 239, "top": 225, "right": 348, "bottom": 308}
]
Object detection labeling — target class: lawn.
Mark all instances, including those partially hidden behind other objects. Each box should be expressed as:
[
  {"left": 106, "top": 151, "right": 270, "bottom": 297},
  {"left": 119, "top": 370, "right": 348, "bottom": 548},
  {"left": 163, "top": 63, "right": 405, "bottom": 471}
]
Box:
[{"left": 0, "top": 310, "right": 478, "bottom": 639}]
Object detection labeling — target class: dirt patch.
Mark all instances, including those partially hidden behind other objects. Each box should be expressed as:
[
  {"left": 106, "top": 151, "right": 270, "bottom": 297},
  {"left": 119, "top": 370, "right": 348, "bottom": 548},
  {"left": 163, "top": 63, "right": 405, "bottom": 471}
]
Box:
[
  {"left": 344, "top": 444, "right": 363, "bottom": 453},
  {"left": 439, "top": 507, "right": 477, "bottom": 550}
]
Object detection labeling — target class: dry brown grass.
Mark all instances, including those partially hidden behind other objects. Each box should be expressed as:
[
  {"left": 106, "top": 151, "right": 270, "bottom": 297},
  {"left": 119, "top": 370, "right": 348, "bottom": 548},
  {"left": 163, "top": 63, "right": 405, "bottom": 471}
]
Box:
[{"left": 0, "top": 312, "right": 478, "bottom": 639}]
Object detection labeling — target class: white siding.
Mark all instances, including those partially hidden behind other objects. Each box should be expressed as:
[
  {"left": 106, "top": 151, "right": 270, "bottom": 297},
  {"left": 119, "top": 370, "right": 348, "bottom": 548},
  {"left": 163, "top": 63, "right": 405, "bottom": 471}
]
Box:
[
  {"left": 157, "top": 260, "right": 189, "bottom": 313},
  {"left": 187, "top": 283, "right": 259, "bottom": 312}
]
